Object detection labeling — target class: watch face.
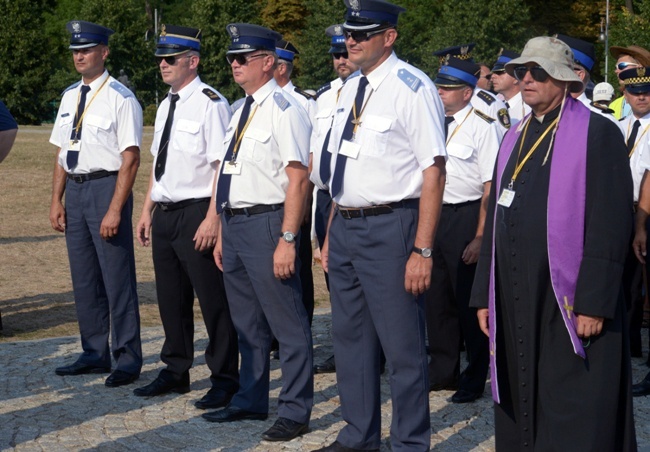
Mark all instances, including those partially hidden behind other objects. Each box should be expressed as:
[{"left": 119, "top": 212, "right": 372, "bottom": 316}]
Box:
[
  {"left": 283, "top": 232, "right": 295, "bottom": 242},
  {"left": 422, "top": 248, "right": 432, "bottom": 258}
]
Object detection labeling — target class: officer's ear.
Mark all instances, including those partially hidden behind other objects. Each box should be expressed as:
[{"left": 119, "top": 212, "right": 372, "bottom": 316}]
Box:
[
  {"left": 383, "top": 28, "right": 398, "bottom": 47},
  {"left": 100, "top": 45, "right": 110, "bottom": 62}
]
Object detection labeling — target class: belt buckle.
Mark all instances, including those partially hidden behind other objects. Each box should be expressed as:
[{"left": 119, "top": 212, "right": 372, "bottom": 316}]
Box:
[
  {"left": 70, "top": 174, "right": 84, "bottom": 183},
  {"left": 159, "top": 203, "right": 170, "bottom": 211},
  {"left": 339, "top": 208, "right": 352, "bottom": 219}
]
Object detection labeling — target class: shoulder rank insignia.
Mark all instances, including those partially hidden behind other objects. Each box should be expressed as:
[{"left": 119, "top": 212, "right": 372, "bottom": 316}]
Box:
[
  {"left": 294, "top": 87, "right": 316, "bottom": 101},
  {"left": 109, "top": 81, "right": 133, "bottom": 98},
  {"left": 397, "top": 68, "right": 422, "bottom": 92},
  {"left": 274, "top": 92, "right": 291, "bottom": 111},
  {"left": 202, "top": 88, "right": 223, "bottom": 102},
  {"left": 476, "top": 90, "right": 496, "bottom": 106},
  {"left": 316, "top": 82, "right": 332, "bottom": 99},
  {"left": 497, "top": 107, "right": 511, "bottom": 129},
  {"left": 62, "top": 80, "right": 81, "bottom": 95},
  {"left": 474, "top": 109, "right": 496, "bottom": 124},
  {"left": 230, "top": 97, "right": 245, "bottom": 114}
]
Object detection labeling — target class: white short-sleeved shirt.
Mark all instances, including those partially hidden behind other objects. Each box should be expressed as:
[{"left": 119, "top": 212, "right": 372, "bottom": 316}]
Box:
[
  {"left": 50, "top": 70, "right": 143, "bottom": 174},
  {"left": 472, "top": 88, "right": 510, "bottom": 133},
  {"left": 505, "top": 92, "right": 531, "bottom": 126},
  {"left": 325, "top": 52, "right": 447, "bottom": 207},
  {"left": 282, "top": 80, "right": 316, "bottom": 127},
  {"left": 149, "top": 77, "right": 231, "bottom": 203},
  {"left": 217, "top": 78, "right": 311, "bottom": 208},
  {"left": 624, "top": 113, "right": 650, "bottom": 202},
  {"left": 577, "top": 92, "right": 624, "bottom": 135},
  {"left": 310, "top": 76, "right": 346, "bottom": 190},
  {"left": 444, "top": 104, "right": 502, "bottom": 204}
]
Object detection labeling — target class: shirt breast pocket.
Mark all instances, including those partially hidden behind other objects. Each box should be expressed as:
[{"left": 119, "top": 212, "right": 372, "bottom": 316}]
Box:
[
  {"left": 172, "top": 119, "right": 201, "bottom": 152},
  {"left": 446, "top": 142, "right": 474, "bottom": 160},
  {"left": 84, "top": 114, "right": 114, "bottom": 147},
  {"left": 240, "top": 127, "right": 271, "bottom": 163},
  {"left": 359, "top": 115, "right": 391, "bottom": 156},
  {"left": 314, "top": 108, "right": 333, "bottom": 140},
  {"left": 59, "top": 115, "right": 73, "bottom": 147}
]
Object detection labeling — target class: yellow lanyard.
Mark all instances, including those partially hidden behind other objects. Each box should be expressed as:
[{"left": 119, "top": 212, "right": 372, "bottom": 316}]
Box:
[
  {"left": 351, "top": 89, "right": 374, "bottom": 136},
  {"left": 230, "top": 104, "right": 259, "bottom": 164},
  {"left": 508, "top": 116, "right": 560, "bottom": 189},
  {"left": 72, "top": 77, "right": 109, "bottom": 140},
  {"left": 445, "top": 108, "right": 474, "bottom": 146},
  {"left": 627, "top": 120, "right": 650, "bottom": 158}
]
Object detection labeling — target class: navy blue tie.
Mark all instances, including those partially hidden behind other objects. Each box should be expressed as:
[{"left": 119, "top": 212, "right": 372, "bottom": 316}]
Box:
[
  {"left": 444, "top": 116, "right": 455, "bottom": 140},
  {"left": 318, "top": 127, "right": 333, "bottom": 187},
  {"left": 66, "top": 85, "right": 91, "bottom": 170},
  {"left": 627, "top": 119, "right": 641, "bottom": 153},
  {"left": 330, "top": 76, "right": 369, "bottom": 198},
  {"left": 216, "top": 96, "right": 254, "bottom": 213},
  {"left": 154, "top": 93, "right": 180, "bottom": 181}
]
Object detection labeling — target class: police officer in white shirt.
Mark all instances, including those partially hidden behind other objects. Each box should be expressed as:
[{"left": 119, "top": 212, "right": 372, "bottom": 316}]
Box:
[
  {"left": 49, "top": 20, "right": 143, "bottom": 387},
  {"left": 310, "top": 24, "right": 360, "bottom": 376},
  {"left": 425, "top": 57, "right": 501, "bottom": 405},
  {"left": 202, "top": 24, "right": 313, "bottom": 444},
  {"left": 434, "top": 43, "right": 512, "bottom": 133},
  {"left": 315, "top": 0, "right": 446, "bottom": 449},
  {"left": 132, "top": 25, "right": 239, "bottom": 409},
  {"left": 491, "top": 49, "right": 531, "bottom": 125}
]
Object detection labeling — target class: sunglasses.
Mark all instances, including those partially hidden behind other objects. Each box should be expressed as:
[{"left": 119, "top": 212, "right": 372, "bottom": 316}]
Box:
[
  {"left": 156, "top": 55, "right": 191, "bottom": 66},
  {"left": 343, "top": 28, "right": 387, "bottom": 43},
  {"left": 513, "top": 65, "right": 550, "bottom": 83},
  {"left": 332, "top": 52, "right": 349, "bottom": 60},
  {"left": 226, "top": 53, "right": 267, "bottom": 65},
  {"left": 617, "top": 61, "right": 640, "bottom": 71}
]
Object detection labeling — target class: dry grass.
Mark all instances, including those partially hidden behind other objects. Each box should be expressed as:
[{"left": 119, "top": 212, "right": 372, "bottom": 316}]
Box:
[{"left": 0, "top": 125, "right": 329, "bottom": 341}]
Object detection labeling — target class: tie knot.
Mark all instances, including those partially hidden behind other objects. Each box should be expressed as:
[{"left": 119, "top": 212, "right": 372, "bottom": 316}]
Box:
[
  {"left": 633, "top": 119, "right": 641, "bottom": 129},
  {"left": 80, "top": 85, "right": 91, "bottom": 94},
  {"left": 358, "top": 76, "right": 369, "bottom": 90},
  {"left": 170, "top": 93, "right": 180, "bottom": 104},
  {"left": 244, "top": 95, "right": 254, "bottom": 107},
  {"left": 445, "top": 116, "right": 455, "bottom": 125}
]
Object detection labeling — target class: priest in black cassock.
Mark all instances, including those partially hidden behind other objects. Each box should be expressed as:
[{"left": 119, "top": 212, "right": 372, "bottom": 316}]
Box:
[{"left": 470, "top": 36, "right": 637, "bottom": 451}]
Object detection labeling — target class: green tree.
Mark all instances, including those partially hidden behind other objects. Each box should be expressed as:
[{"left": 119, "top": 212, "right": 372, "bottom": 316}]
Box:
[
  {"left": 607, "top": 0, "right": 650, "bottom": 84},
  {"left": 0, "top": 0, "right": 56, "bottom": 124}
]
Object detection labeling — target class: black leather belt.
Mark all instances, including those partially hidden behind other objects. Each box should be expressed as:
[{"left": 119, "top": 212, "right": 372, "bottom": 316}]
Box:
[
  {"left": 67, "top": 170, "right": 119, "bottom": 183},
  {"left": 223, "top": 203, "right": 283, "bottom": 216},
  {"left": 157, "top": 197, "right": 210, "bottom": 212},
  {"left": 337, "top": 199, "right": 419, "bottom": 219},
  {"left": 442, "top": 198, "right": 481, "bottom": 210}
]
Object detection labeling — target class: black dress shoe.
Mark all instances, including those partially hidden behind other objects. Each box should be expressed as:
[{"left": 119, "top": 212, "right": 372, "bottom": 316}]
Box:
[
  {"left": 311, "top": 441, "right": 378, "bottom": 452},
  {"left": 133, "top": 374, "right": 190, "bottom": 397},
  {"left": 261, "top": 417, "right": 308, "bottom": 441},
  {"left": 202, "top": 404, "right": 268, "bottom": 423},
  {"left": 194, "top": 388, "right": 233, "bottom": 410},
  {"left": 105, "top": 370, "right": 139, "bottom": 387},
  {"left": 55, "top": 361, "right": 111, "bottom": 376},
  {"left": 429, "top": 379, "right": 458, "bottom": 392},
  {"left": 314, "top": 355, "right": 336, "bottom": 374},
  {"left": 632, "top": 377, "right": 650, "bottom": 397},
  {"left": 451, "top": 389, "right": 482, "bottom": 403}
]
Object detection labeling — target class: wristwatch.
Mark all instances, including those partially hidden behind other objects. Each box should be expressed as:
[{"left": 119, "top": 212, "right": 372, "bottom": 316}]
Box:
[
  {"left": 412, "top": 246, "right": 432, "bottom": 258},
  {"left": 281, "top": 231, "right": 296, "bottom": 243}
]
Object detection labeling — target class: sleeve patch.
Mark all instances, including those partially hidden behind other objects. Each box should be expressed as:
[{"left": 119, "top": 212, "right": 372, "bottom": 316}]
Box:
[
  {"left": 497, "top": 108, "right": 511, "bottom": 129},
  {"left": 203, "top": 88, "right": 223, "bottom": 102},
  {"left": 474, "top": 109, "right": 496, "bottom": 124},
  {"left": 274, "top": 92, "right": 291, "bottom": 111},
  {"left": 397, "top": 69, "right": 422, "bottom": 92},
  {"left": 476, "top": 90, "right": 496, "bottom": 106},
  {"left": 61, "top": 81, "right": 81, "bottom": 95},
  {"left": 109, "top": 81, "right": 134, "bottom": 98}
]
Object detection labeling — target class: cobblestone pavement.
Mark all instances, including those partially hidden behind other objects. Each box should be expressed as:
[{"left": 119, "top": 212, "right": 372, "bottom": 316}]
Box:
[{"left": 1, "top": 308, "right": 650, "bottom": 451}]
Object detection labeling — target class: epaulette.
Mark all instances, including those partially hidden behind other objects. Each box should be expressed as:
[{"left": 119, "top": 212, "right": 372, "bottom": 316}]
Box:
[
  {"left": 274, "top": 92, "right": 291, "bottom": 111},
  {"left": 202, "top": 88, "right": 223, "bottom": 102},
  {"left": 397, "top": 68, "right": 422, "bottom": 92},
  {"left": 476, "top": 90, "right": 496, "bottom": 106},
  {"left": 61, "top": 81, "right": 81, "bottom": 95},
  {"left": 316, "top": 82, "right": 332, "bottom": 99},
  {"left": 474, "top": 109, "right": 496, "bottom": 124},
  {"left": 592, "top": 103, "right": 615, "bottom": 115},
  {"left": 294, "top": 87, "right": 317, "bottom": 101},
  {"left": 109, "top": 81, "right": 134, "bottom": 98},
  {"left": 230, "top": 97, "right": 246, "bottom": 114}
]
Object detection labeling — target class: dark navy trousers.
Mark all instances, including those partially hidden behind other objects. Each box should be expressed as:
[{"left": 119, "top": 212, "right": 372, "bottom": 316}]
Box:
[
  {"left": 64, "top": 175, "right": 142, "bottom": 375},
  {"left": 220, "top": 209, "right": 313, "bottom": 424}
]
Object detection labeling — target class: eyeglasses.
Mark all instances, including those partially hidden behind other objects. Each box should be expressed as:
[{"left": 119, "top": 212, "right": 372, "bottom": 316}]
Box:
[
  {"left": 513, "top": 65, "right": 550, "bottom": 83},
  {"left": 482, "top": 74, "right": 493, "bottom": 80},
  {"left": 343, "top": 28, "right": 387, "bottom": 43},
  {"left": 156, "top": 55, "right": 191, "bottom": 66},
  {"left": 226, "top": 53, "right": 268, "bottom": 65},
  {"left": 617, "top": 62, "right": 640, "bottom": 71},
  {"left": 332, "top": 52, "right": 349, "bottom": 60}
]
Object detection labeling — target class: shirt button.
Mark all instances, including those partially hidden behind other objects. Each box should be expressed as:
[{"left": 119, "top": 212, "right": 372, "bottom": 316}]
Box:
[
  {"left": 517, "top": 324, "right": 522, "bottom": 329},
  {"left": 518, "top": 339, "right": 523, "bottom": 344},
  {"left": 521, "top": 366, "right": 526, "bottom": 371},
  {"left": 519, "top": 353, "right": 524, "bottom": 357},
  {"left": 521, "top": 382, "right": 526, "bottom": 387}
]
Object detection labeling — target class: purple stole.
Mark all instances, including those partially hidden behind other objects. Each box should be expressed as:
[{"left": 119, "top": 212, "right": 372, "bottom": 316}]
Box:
[{"left": 488, "top": 97, "right": 591, "bottom": 403}]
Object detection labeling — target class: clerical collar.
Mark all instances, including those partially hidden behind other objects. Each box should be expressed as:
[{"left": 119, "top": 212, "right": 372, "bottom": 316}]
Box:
[{"left": 533, "top": 103, "right": 562, "bottom": 124}]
